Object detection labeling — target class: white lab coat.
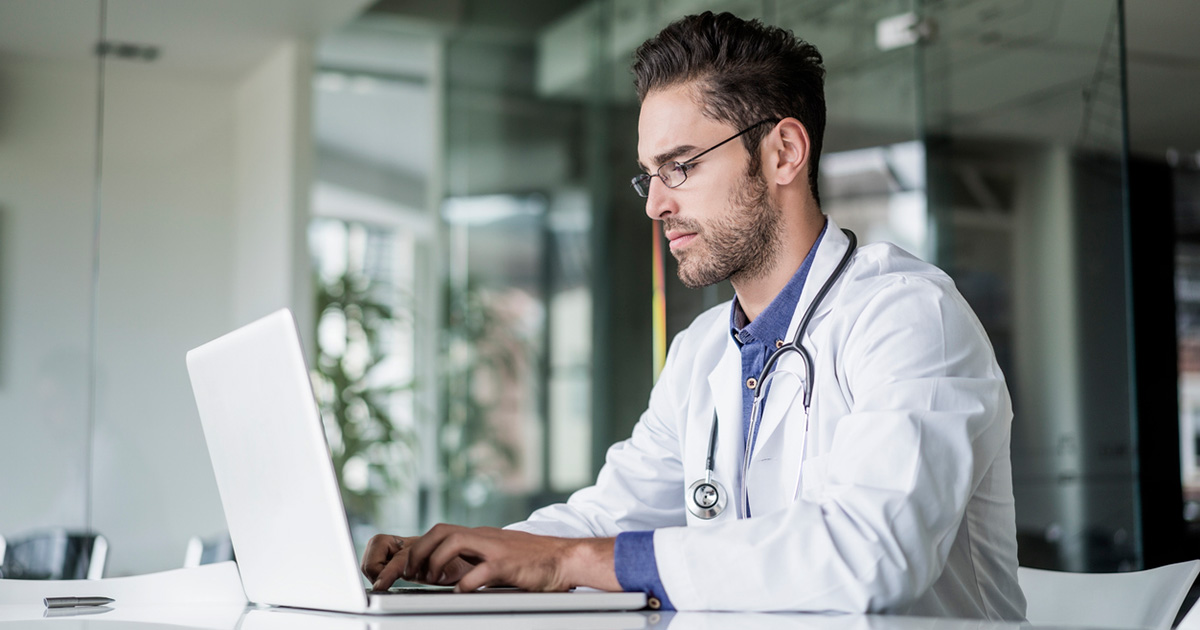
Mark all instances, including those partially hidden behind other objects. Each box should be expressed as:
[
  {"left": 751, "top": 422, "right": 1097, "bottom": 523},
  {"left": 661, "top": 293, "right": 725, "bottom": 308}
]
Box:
[{"left": 509, "top": 219, "right": 1027, "bottom": 620}]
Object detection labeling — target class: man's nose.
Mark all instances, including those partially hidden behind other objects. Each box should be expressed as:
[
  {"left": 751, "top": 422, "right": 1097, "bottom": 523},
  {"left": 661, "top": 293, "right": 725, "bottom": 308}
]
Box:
[{"left": 644, "top": 178, "right": 676, "bottom": 221}]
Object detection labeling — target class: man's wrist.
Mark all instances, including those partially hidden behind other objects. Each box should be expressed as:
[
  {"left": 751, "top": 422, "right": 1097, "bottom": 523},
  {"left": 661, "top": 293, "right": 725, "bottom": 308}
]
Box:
[{"left": 563, "top": 537, "right": 620, "bottom": 591}]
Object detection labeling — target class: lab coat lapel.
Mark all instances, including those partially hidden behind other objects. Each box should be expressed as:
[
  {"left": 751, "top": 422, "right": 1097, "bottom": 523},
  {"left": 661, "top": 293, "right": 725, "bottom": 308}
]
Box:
[{"left": 749, "top": 220, "right": 851, "bottom": 463}]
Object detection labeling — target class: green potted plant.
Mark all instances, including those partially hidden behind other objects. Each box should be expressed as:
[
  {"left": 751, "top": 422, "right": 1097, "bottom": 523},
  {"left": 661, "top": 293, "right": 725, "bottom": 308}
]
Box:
[{"left": 312, "top": 269, "right": 417, "bottom": 523}]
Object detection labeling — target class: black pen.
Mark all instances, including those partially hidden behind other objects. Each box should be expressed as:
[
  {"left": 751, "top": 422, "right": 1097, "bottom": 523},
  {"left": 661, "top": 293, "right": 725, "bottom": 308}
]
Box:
[{"left": 43, "top": 597, "right": 114, "bottom": 609}]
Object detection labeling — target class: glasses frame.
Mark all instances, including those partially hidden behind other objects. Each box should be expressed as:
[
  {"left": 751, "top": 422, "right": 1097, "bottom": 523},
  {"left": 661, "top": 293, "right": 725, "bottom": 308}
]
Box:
[{"left": 631, "top": 118, "right": 780, "bottom": 198}]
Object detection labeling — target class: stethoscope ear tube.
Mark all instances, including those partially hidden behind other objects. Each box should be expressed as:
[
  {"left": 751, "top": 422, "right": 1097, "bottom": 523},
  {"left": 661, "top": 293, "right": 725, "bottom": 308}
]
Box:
[
  {"left": 703, "top": 409, "right": 719, "bottom": 472},
  {"left": 793, "top": 229, "right": 856, "bottom": 410}
]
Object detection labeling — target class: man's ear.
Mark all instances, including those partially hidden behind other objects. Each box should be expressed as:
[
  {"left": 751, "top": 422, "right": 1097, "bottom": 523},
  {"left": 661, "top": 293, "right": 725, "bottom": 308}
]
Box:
[{"left": 763, "top": 118, "right": 810, "bottom": 187}]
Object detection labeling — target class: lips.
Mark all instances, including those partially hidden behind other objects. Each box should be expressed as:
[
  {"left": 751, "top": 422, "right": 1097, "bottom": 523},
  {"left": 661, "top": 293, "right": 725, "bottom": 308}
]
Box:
[{"left": 665, "top": 230, "right": 698, "bottom": 251}]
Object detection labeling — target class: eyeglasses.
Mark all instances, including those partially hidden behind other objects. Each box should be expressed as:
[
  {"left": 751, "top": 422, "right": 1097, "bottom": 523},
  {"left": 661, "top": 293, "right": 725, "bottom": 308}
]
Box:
[{"left": 631, "top": 119, "right": 779, "bottom": 198}]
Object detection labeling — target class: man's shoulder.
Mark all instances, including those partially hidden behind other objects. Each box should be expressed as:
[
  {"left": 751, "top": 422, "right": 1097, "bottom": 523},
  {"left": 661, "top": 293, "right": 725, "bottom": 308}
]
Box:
[
  {"left": 840, "top": 241, "right": 962, "bottom": 305},
  {"left": 837, "top": 241, "right": 993, "bottom": 349},
  {"left": 848, "top": 241, "right": 951, "bottom": 284}
]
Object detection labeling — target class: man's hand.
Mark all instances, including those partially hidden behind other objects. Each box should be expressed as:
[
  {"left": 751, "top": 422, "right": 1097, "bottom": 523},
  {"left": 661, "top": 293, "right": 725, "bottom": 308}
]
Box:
[
  {"left": 361, "top": 534, "right": 475, "bottom": 591},
  {"left": 364, "top": 525, "right": 620, "bottom": 593}
]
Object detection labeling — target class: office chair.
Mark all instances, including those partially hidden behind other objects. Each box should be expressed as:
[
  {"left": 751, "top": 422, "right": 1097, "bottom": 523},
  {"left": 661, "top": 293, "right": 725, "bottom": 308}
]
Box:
[
  {"left": 183, "top": 532, "right": 234, "bottom": 568},
  {"left": 0, "top": 529, "right": 108, "bottom": 580},
  {"left": 1019, "top": 560, "right": 1200, "bottom": 629}
]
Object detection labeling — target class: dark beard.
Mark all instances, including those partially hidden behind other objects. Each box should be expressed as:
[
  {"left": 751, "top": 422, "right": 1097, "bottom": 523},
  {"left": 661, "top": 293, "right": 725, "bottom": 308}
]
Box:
[{"left": 666, "top": 169, "right": 782, "bottom": 289}]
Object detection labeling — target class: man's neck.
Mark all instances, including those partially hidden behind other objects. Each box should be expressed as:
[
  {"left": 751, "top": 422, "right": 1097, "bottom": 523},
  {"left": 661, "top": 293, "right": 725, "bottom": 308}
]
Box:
[{"left": 732, "top": 211, "right": 826, "bottom": 322}]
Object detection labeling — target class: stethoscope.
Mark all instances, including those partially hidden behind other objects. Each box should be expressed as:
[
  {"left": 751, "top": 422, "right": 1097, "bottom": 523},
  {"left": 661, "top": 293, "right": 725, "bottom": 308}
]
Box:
[{"left": 686, "top": 228, "right": 858, "bottom": 520}]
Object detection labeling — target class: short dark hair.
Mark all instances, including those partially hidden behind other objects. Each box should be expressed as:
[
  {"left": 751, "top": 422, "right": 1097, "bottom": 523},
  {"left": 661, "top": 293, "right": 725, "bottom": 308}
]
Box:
[{"left": 632, "top": 12, "right": 827, "bottom": 206}]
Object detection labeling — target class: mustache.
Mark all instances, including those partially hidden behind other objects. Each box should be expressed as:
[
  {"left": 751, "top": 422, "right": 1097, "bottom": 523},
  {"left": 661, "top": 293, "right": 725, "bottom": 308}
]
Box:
[{"left": 661, "top": 218, "right": 703, "bottom": 235}]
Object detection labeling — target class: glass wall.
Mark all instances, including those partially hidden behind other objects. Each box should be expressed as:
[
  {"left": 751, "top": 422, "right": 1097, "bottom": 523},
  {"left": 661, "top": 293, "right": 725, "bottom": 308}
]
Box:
[
  {"left": 1176, "top": 156, "right": 1200, "bottom": 533},
  {"left": 918, "top": 0, "right": 1133, "bottom": 571},
  {"left": 308, "top": 21, "right": 438, "bottom": 544},
  {"left": 0, "top": 0, "right": 1140, "bottom": 580}
]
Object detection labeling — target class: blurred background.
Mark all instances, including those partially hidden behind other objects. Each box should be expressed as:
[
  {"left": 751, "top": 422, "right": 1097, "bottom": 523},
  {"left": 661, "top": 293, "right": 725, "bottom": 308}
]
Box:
[{"left": 1, "top": 0, "right": 1199, "bottom": 581}]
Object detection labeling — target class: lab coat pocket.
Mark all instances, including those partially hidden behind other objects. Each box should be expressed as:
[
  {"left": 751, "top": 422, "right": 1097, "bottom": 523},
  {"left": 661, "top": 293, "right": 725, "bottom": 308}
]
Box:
[{"left": 745, "top": 435, "right": 787, "bottom": 516}]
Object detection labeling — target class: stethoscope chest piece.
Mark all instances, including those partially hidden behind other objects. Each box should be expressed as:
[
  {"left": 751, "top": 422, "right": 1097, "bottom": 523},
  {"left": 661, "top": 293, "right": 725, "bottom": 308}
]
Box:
[{"left": 686, "top": 476, "right": 727, "bottom": 519}]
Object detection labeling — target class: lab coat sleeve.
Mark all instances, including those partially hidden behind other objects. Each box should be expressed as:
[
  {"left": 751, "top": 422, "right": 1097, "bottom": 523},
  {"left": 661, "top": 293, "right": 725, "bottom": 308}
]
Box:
[
  {"left": 653, "top": 276, "right": 1012, "bottom": 612},
  {"left": 505, "top": 329, "right": 693, "bottom": 538}
]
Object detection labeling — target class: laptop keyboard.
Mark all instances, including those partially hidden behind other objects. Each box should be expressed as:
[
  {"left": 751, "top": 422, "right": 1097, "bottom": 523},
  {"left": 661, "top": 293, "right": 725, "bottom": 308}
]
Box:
[
  {"left": 370, "top": 586, "right": 523, "bottom": 595},
  {"left": 369, "top": 586, "right": 455, "bottom": 594}
]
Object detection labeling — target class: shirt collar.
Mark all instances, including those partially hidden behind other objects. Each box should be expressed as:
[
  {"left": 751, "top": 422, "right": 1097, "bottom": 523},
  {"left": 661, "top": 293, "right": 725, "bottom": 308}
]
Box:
[{"left": 730, "top": 219, "right": 829, "bottom": 347}]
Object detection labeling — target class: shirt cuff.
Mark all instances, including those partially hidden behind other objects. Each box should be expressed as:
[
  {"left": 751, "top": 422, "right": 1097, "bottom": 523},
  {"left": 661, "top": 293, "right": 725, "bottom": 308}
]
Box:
[{"left": 613, "top": 531, "right": 675, "bottom": 611}]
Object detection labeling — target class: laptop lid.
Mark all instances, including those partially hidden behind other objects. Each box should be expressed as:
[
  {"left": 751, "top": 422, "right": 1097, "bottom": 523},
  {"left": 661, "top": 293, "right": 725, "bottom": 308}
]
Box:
[
  {"left": 187, "top": 309, "right": 369, "bottom": 612},
  {"left": 188, "top": 309, "right": 646, "bottom": 615}
]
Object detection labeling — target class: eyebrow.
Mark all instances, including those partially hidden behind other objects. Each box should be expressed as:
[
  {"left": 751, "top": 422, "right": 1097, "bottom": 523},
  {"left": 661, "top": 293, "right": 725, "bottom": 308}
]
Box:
[{"left": 637, "top": 145, "right": 700, "bottom": 173}]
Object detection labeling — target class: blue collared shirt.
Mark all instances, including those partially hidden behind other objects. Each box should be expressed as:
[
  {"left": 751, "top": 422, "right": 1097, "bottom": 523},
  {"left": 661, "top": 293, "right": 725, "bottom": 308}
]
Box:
[
  {"left": 731, "top": 221, "right": 827, "bottom": 459},
  {"left": 613, "top": 221, "right": 828, "bottom": 608}
]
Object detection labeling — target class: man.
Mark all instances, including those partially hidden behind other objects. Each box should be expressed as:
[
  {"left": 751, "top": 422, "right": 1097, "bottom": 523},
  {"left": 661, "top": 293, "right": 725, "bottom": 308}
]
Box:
[{"left": 362, "top": 12, "right": 1026, "bottom": 619}]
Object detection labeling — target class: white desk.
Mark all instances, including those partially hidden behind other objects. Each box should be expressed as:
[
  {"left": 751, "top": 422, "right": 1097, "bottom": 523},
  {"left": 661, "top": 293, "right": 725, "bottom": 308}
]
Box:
[
  {"left": 0, "top": 604, "right": 1112, "bottom": 630},
  {"left": 0, "top": 564, "right": 1110, "bottom": 630}
]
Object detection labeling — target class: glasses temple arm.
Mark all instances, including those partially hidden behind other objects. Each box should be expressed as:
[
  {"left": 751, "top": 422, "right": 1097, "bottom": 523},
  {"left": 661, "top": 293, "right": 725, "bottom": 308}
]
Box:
[{"left": 679, "top": 119, "right": 779, "bottom": 166}]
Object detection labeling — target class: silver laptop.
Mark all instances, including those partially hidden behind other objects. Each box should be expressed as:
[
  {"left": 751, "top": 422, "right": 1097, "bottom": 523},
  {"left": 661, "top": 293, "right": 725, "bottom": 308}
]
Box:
[{"left": 186, "top": 309, "right": 647, "bottom": 615}]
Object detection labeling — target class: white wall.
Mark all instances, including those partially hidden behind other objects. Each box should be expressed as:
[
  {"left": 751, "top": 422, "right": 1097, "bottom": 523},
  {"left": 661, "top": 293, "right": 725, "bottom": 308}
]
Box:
[
  {"left": 0, "top": 57, "right": 98, "bottom": 538},
  {"left": 0, "top": 41, "right": 319, "bottom": 576},
  {"left": 233, "top": 41, "right": 315, "bottom": 344},
  {"left": 88, "top": 60, "right": 239, "bottom": 576}
]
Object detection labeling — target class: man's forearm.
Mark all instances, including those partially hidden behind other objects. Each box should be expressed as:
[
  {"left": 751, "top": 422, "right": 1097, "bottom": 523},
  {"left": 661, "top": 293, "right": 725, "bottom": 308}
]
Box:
[{"left": 563, "top": 537, "right": 621, "bottom": 591}]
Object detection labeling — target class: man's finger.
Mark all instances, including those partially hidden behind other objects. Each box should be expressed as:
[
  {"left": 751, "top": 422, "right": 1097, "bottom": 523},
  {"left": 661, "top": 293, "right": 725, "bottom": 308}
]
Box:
[
  {"left": 361, "top": 535, "right": 404, "bottom": 580},
  {"left": 424, "top": 531, "right": 485, "bottom": 585},
  {"left": 403, "top": 523, "right": 459, "bottom": 580},
  {"left": 439, "top": 557, "right": 477, "bottom": 585},
  {"left": 371, "top": 547, "right": 410, "bottom": 591},
  {"left": 454, "top": 562, "right": 499, "bottom": 594}
]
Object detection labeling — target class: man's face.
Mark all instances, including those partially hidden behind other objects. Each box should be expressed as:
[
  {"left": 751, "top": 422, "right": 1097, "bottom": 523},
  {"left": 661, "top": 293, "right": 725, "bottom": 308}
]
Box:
[{"left": 637, "top": 85, "right": 781, "bottom": 289}]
